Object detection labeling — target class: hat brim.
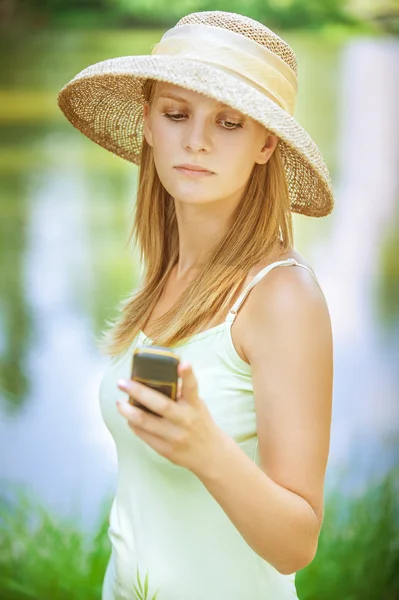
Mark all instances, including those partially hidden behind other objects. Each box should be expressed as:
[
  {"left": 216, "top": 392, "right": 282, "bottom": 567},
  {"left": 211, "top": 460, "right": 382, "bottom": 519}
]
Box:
[{"left": 58, "top": 54, "right": 334, "bottom": 217}]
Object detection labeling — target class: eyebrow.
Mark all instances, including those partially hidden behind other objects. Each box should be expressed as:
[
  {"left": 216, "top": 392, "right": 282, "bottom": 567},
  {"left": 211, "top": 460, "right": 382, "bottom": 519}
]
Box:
[{"left": 157, "top": 91, "right": 231, "bottom": 109}]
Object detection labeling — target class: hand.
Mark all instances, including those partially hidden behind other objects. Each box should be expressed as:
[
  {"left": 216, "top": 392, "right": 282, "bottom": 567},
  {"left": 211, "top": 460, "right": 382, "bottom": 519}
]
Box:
[{"left": 116, "top": 361, "right": 225, "bottom": 474}]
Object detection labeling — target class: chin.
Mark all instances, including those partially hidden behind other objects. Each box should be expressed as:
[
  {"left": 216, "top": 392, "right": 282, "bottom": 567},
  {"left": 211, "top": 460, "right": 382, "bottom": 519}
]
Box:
[
  {"left": 174, "top": 192, "right": 216, "bottom": 205},
  {"left": 163, "top": 181, "right": 217, "bottom": 204}
]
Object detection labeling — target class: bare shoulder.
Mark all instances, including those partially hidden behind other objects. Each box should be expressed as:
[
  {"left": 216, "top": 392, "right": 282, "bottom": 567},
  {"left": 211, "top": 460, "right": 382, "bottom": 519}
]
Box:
[{"left": 237, "top": 250, "right": 332, "bottom": 364}]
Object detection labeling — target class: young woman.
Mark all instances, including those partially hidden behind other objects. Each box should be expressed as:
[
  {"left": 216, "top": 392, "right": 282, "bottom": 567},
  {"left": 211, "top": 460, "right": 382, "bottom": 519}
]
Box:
[{"left": 58, "top": 10, "right": 334, "bottom": 600}]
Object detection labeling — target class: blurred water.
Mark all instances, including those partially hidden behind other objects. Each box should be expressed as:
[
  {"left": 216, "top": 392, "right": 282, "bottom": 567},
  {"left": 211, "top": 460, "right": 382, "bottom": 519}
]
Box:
[
  {"left": 311, "top": 37, "right": 399, "bottom": 496},
  {"left": 0, "top": 33, "right": 398, "bottom": 530},
  {"left": 0, "top": 149, "right": 117, "bottom": 528}
]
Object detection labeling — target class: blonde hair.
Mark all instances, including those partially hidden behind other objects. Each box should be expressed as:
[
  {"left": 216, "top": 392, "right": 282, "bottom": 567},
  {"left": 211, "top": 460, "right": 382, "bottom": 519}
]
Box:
[{"left": 97, "top": 79, "right": 293, "bottom": 357}]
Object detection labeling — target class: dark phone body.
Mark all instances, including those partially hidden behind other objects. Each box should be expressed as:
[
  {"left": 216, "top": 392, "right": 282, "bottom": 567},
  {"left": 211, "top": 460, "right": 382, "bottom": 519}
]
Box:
[{"left": 130, "top": 346, "right": 180, "bottom": 416}]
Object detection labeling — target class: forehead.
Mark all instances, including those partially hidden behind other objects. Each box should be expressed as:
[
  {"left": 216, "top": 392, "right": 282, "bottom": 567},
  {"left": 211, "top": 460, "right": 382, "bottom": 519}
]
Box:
[{"left": 153, "top": 82, "right": 235, "bottom": 110}]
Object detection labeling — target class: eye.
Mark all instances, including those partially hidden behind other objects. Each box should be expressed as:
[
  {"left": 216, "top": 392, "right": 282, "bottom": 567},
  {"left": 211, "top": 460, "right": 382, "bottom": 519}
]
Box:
[
  {"left": 163, "top": 113, "right": 186, "bottom": 121},
  {"left": 220, "top": 119, "right": 243, "bottom": 130}
]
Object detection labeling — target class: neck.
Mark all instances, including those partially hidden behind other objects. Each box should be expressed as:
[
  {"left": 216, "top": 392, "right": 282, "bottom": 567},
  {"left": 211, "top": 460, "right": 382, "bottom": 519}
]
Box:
[{"left": 172, "top": 193, "right": 239, "bottom": 280}]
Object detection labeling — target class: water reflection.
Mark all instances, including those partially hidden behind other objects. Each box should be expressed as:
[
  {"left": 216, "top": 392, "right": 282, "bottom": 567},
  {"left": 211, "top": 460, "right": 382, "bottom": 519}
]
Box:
[
  {"left": 0, "top": 172, "right": 31, "bottom": 412},
  {"left": 0, "top": 32, "right": 398, "bottom": 528},
  {"left": 0, "top": 147, "right": 117, "bottom": 529},
  {"left": 310, "top": 37, "right": 399, "bottom": 495}
]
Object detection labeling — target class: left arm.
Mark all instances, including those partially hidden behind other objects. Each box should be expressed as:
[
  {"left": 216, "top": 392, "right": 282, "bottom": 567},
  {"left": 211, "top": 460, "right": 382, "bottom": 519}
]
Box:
[{"left": 193, "top": 267, "right": 333, "bottom": 575}]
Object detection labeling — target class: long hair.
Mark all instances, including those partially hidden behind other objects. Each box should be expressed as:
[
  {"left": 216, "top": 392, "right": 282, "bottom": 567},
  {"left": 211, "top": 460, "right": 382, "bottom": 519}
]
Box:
[{"left": 97, "top": 79, "right": 293, "bottom": 357}]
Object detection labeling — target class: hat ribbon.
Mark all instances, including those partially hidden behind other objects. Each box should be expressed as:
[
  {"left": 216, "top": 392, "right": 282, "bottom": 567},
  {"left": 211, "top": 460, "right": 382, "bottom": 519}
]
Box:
[{"left": 151, "top": 24, "right": 298, "bottom": 116}]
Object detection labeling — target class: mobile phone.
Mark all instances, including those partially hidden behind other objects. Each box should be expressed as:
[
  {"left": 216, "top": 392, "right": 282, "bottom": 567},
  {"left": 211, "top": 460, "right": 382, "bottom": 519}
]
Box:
[{"left": 130, "top": 345, "right": 180, "bottom": 416}]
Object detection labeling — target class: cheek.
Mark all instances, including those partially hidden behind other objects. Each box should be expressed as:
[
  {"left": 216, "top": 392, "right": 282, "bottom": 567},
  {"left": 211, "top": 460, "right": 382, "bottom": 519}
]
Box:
[
  {"left": 151, "top": 127, "right": 174, "bottom": 174},
  {"left": 220, "top": 141, "right": 256, "bottom": 184},
  {"left": 151, "top": 122, "right": 181, "bottom": 170}
]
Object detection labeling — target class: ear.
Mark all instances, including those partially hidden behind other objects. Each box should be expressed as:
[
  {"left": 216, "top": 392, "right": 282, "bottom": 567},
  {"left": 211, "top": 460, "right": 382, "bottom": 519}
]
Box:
[
  {"left": 255, "top": 132, "right": 279, "bottom": 165},
  {"left": 143, "top": 103, "right": 154, "bottom": 147}
]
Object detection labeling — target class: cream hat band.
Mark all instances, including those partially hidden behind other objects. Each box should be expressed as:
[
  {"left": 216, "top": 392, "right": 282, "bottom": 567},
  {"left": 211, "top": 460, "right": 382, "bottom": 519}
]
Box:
[{"left": 151, "top": 24, "right": 298, "bottom": 115}]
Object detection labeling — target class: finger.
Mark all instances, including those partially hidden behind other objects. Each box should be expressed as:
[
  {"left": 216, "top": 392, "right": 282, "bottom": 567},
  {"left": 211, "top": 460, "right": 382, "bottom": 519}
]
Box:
[
  {"left": 177, "top": 378, "right": 183, "bottom": 399},
  {"left": 120, "top": 407, "right": 172, "bottom": 457},
  {"left": 117, "top": 379, "right": 173, "bottom": 419},
  {"left": 132, "top": 427, "right": 171, "bottom": 458},
  {"left": 116, "top": 399, "right": 180, "bottom": 442},
  {"left": 178, "top": 362, "right": 199, "bottom": 404}
]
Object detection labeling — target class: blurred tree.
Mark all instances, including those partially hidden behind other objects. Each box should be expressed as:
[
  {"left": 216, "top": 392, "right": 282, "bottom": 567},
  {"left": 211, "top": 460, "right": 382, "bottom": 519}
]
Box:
[
  {"left": 0, "top": 0, "right": 364, "bottom": 30},
  {"left": 0, "top": 0, "right": 110, "bottom": 27},
  {"left": 377, "top": 200, "right": 399, "bottom": 331},
  {"left": 348, "top": 0, "right": 399, "bottom": 33},
  {"left": 109, "top": 0, "right": 360, "bottom": 30}
]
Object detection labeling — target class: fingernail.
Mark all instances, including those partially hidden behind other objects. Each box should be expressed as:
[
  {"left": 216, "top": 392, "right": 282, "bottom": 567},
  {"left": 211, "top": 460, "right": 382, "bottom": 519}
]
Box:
[{"left": 118, "top": 379, "right": 127, "bottom": 388}]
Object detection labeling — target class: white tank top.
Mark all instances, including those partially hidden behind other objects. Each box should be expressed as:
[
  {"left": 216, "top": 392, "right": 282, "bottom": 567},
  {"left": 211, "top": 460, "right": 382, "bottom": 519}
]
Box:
[{"left": 99, "top": 258, "right": 324, "bottom": 600}]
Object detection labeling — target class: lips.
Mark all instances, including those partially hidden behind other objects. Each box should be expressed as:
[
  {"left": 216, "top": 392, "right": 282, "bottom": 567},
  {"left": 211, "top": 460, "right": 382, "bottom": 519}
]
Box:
[{"left": 175, "top": 164, "right": 213, "bottom": 173}]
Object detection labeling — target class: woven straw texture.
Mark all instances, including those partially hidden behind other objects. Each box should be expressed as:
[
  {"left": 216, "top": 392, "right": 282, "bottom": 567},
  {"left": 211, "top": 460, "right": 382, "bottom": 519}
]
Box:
[{"left": 57, "top": 11, "right": 334, "bottom": 217}]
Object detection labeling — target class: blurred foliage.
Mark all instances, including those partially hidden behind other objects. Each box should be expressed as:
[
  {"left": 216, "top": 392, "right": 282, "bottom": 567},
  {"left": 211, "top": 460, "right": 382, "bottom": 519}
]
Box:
[
  {"left": 0, "top": 482, "right": 111, "bottom": 600},
  {"left": 0, "top": 171, "right": 33, "bottom": 414},
  {"left": 110, "top": 0, "right": 361, "bottom": 30},
  {"left": 376, "top": 199, "right": 399, "bottom": 330},
  {"left": 349, "top": 1, "right": 399, "bottom": 33},
  {"left": 0, "top": 469, "right": 398, "bottom": 598},
  {"left": 1, "top": 0, "right": 370, "bottom": 31},
  {"left": 296, "top": 467, "right": 399, "bottom": 599}
]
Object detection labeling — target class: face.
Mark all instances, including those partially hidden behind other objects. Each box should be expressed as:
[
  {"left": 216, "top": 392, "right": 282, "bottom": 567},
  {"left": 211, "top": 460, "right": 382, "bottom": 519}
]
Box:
[{"left": 143, "top": 82, "right": 278, "bottom": 208}]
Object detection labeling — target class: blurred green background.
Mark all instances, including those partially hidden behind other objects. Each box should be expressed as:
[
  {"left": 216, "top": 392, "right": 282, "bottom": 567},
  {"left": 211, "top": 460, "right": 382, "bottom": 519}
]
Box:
[{"left": 0, "top": 1, "right": 398, "bottom": 598}]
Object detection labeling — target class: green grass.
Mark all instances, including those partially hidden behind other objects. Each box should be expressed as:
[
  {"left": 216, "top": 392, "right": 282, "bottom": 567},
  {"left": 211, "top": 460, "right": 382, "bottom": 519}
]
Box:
[
  {"left": 0, "top": 487, "right": 112, "bottom": 600},
  {"left": 295, "top": 469, "right": 399, "bottom": 599},
  {"left": 1, "top": 469, "right": 398, "bottom": 599}
]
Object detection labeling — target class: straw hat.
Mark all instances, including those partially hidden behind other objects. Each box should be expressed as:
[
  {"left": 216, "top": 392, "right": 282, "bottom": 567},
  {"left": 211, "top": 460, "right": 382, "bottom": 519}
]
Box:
[{"left": 57, "top": 10, "right": 334, "bottom": 217}]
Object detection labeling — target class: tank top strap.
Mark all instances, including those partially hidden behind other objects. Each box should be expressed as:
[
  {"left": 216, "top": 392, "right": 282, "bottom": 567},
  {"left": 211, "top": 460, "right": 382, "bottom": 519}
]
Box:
[{"left": 225, "top": 257, "right": 325, "bottom": 323}]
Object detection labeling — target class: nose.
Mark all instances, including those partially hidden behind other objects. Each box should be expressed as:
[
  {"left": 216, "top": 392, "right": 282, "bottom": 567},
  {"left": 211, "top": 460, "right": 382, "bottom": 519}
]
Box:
[{"left": 182, "top": 114, "right": 211, "bottom": 153}]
